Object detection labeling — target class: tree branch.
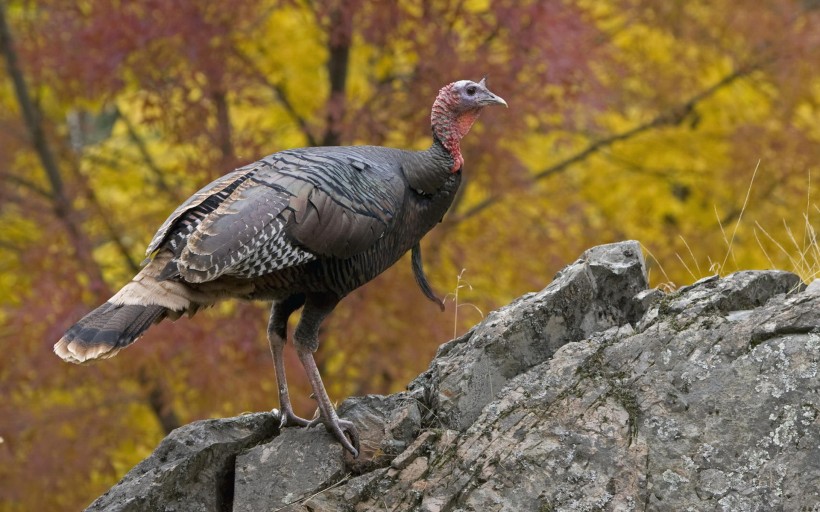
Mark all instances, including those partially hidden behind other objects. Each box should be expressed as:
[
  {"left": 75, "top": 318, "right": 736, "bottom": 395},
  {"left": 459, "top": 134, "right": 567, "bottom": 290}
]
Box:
[
  {"left": 4, "top": 173, "right": 52, "bottom": 200},
  {"left": 117, "top": 106, "right": 181, "bottom": 201},
  {"left": 1, "top": 4, "right": 185, "bottom": 437},
  {"left": 0, "top": 239, "right": 23, "bottom": 252},
  {"left": 138, "top": 367, "right": 181, "bottom": 434},
  {"left": 320, "top": 1, "right": 352, "bottom": 146},
  {"left": 65, "top": 158, "right": 142, "bottom": 274},
  {"left": 0, "top": 4, "right": 64, "bottom": 200},
  {"left": 212, "top": 89, "right": 235, "bottom": 169},
  {"left": 231, "top": 47, "right": 319, "bottom": 147}
]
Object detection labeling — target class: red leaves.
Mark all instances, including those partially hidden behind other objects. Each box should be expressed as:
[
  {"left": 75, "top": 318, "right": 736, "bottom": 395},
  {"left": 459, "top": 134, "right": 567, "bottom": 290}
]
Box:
[{"left": 20, "top": 0, "right": 262, "bottom": 101}]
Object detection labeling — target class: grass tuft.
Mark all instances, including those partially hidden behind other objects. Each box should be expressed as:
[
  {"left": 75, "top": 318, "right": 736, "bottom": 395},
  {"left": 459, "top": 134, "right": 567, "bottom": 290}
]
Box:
[{"left": 646, "top": 163, "right": 819, "bottom": 289}]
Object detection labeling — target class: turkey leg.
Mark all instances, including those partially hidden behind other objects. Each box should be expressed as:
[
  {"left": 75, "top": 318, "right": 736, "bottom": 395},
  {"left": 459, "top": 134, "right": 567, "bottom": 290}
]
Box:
[
  {"left": 267, "top": 295, "right": 310, "bottom": 427},
  {"left": 294, "top": 293, "right": 360, "bottom": 457}
]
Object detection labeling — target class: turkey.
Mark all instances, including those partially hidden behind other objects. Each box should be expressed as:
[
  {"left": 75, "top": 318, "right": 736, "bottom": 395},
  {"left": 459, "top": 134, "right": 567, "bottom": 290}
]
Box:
[{"left": 54, "top": 77, "right": 507, "bottom": 457}]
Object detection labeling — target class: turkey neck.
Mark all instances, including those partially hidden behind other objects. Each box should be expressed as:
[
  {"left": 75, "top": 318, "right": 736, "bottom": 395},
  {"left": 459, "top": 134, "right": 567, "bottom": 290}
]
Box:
[
  {"left": 402, "top": 136, "right": 460, "bottom": 195},
  {"left": 398, "top": 136, "right": 462, "bottom": 244}
]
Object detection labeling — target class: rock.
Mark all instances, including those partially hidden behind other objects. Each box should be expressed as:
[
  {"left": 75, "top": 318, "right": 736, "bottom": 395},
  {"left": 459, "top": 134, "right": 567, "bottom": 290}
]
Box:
[
  {"left": 315, "top": 269, "right": 819, "bottom": 511},
  {"left": 658, "top": 270, "right": 803, "bottom": 317},
  {"left": 86, "top": 242, "right": 820, "bottom": 511},
  {"left": 233, "top": 428, "right": 345, "bottom": 512},
  {"left": 389, "top": 430, "right": 438, "bottom": 470},
  {"left": 336, "top": 391, "right": 423, "bottom": 472},
  {"left": 409, "top": 240, "right": 649, "bottom": 431},
  {"left": 231, "top": 391, "right": 424, "bottom": 509},
  {"left": 86, "top": 411, "right": 279, "bottom": 512}
]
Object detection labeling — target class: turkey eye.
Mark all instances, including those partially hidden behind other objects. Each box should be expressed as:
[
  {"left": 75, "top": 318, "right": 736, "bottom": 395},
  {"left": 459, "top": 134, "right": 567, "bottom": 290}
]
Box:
[{"left": 466, "top": 86, "right": 477, "bottom": 96}]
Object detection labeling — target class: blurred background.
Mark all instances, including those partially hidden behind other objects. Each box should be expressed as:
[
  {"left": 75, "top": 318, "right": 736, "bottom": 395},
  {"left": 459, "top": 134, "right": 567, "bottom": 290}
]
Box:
[{"left": 1, "top": 0, "right": 818, "bottom": 509}]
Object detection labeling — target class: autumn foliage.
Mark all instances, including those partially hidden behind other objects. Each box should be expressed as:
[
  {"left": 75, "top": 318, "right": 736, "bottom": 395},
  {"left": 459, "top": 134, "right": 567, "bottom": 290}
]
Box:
[{"left": 1, "top": 1, "right": 819, "bottom": 509}]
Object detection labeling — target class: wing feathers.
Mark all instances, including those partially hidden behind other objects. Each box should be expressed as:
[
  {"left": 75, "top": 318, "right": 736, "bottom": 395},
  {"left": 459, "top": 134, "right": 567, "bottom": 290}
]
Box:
[
  {"left": 147, "top": 146, "right": 411, "bottom": 284},
  {"left": 178, "top": 179, "right": 311, "bottom": 282},
  {"left": 146, "top": 166, "right": 256, "bottom": 257}
]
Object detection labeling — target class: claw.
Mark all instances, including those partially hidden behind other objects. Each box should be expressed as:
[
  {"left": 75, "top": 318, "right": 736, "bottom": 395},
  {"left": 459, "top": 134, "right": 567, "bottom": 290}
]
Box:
[
  {"left": 279, "top": 407, "right": 311, "bottom": 428},
  {"left": 337, "top": 419, "right": 360, "bottom": 458},
  {"left": 325, "top": 420, "right": 359, "bottom": 459},
  {"left": 309, "top": 417, "right": 359, "bottom": 458}
]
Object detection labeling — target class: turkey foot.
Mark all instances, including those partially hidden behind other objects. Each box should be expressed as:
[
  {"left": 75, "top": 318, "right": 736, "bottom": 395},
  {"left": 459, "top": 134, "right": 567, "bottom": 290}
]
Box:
[
  {"left": 267, "top": 298, "right": 312, "bottom": 429},
  {"left": 279, "top": 404, "right": 311, "bottom": 428},
  {"left": 297, "top": 346, "right": 361, "bottom": 457},
  {"left": 307, "top": 415, "right": 360, "bottom": 458},
  {"left": 271, "top": 343, "right": 311, "bottom": 428}
]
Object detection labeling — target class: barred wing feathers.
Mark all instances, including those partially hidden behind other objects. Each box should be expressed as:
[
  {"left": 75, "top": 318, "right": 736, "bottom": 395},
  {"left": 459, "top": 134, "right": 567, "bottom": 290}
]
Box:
[{"left": 146, "top": 146, "right": 408, "bottom": 284}]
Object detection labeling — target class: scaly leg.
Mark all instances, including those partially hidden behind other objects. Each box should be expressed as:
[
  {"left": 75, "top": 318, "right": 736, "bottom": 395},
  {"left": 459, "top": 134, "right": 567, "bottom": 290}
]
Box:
[
  {"left": 294, "top": 293, "right": 360, "bottom": 457},
  {"left": 296, "top": 346, "right": 360, "bottom": 457},
  {"left": 267, "top": 295, "right": 309, "bottom": 428}
]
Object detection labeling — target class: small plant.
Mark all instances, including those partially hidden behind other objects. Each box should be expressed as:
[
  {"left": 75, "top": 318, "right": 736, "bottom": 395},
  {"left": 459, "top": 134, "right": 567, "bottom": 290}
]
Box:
[
  {"left": 715, "top": 160, "right": 761, "bottom": 275},
  {"left": 445, "top": 269, "right": 484, "bottom": 339},
  {"left": 640, "top": 243, "right": 677, "bottom": 292}
]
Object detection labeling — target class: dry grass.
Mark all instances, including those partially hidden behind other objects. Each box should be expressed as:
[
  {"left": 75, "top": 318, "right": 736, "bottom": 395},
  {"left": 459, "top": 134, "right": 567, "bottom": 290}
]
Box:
[
  {"left": 644, "top": 163, "right": 819, "bottom": 289},
  {"left": 752, "top": 207, "right": 820, "bottom": 282},
  {"left": 445, "top": 269, "right": 484, "bottom": 339}
]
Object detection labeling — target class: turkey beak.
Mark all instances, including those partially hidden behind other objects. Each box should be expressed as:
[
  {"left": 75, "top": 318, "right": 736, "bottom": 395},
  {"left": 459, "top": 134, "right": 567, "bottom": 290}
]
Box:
[{"left": 480, "top": 90, "right": 508, "bottom": 108}]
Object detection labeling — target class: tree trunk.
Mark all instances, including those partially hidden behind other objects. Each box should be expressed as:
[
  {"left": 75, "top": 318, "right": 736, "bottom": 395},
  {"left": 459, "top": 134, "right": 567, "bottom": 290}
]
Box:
[
  {"left": 321, "top": 1, "right": 353, "bottom": 147},
  {"left": 212, "top": 89, "right": 236, "bottom": 170}
]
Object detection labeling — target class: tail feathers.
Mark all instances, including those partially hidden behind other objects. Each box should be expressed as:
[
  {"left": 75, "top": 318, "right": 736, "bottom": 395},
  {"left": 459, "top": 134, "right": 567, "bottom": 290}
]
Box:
[
  {"left": 55, "top": 252, "right": 203, "bottom": 364},
  {"left": 54, "top": 302, "right": 167, "bottom": 364}
]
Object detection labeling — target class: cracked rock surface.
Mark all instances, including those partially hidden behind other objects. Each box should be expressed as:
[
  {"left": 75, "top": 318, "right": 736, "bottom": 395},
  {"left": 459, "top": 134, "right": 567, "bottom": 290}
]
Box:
[
  {"left": 86, "top": 411, "right": 280, "bottom": 512},
  {"left": 85, "top": 241, "right": 820, "bottom": 511}
]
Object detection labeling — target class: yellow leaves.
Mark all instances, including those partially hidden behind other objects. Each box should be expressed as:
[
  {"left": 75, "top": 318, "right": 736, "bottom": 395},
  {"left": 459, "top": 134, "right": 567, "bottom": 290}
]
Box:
[
  {"left": 793, "top": 81, "right": 820, "bottom": 142},
  {"left": 464, "top": 0, "right": 491, "bottom": 13},
  {"left": 241, "top": 7, "right": 324, "bottom": 101},
  {"left": 612, "top": 22, "right": 678, "bottom": 67},
  {"left": 108, "top": 403, "right": 163, "bottom": 474}
]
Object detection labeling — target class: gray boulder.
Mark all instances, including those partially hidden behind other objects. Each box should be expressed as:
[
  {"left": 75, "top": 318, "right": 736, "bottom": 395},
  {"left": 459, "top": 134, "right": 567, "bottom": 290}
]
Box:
[
  {"left": 339, "top": 269, "right": 816, "bottom": 511},
  {"left": 409, "top": 240, "right": 649, "bottom": 431},
  {"left": 86, "top": 411, "right": 279, "bottom": 512},
  {"left": 86, "top": 241, "right": 820, "bottom": 512}
]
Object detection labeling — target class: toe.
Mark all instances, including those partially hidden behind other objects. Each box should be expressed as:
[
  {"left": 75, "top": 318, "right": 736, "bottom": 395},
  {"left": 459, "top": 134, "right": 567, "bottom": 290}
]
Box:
[
  {"left": 315, "top": 417, "right": 360, "bottom": 457},
  {"left": 280, "top": 410, "right": 311, "bottom": 428}
]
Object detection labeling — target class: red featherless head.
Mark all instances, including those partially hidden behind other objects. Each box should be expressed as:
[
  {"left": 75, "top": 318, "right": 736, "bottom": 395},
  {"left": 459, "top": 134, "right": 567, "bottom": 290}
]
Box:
[{"left": 431, "top": 77, "right": 507, "bottom": 172}]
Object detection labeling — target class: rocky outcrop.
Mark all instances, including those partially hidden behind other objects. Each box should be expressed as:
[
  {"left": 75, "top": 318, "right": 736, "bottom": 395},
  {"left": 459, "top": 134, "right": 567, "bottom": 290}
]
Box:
[
  {"left": 409, "top": 242, "right": 649, "bottom": 432},
  {"left": 87, "top": 412, "right": 280, "bottom": 512},
  {"left": 86, "top": 241, "right": 820, "bottom": 511}
]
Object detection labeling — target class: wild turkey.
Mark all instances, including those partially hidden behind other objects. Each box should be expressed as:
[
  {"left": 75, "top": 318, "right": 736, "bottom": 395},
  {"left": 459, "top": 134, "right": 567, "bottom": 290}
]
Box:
[{"left": 54, "top": 78, "right": 507, "bottom": 457}]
